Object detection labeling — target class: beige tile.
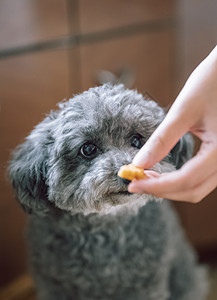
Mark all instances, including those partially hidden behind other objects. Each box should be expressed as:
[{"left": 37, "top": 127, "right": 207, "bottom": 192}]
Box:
[
  {"left": 78, "top": 0, "right": 174, "bottom": 34},
  {"left": 0, "top": 0, "right": 69, "bottom": 50},
  {"left": 0, "top": 49, "right": 70, "bottom": 286},
  {"left": 177, "top": 0, "right": 217, "bottom": 79},
  {"left": 79, "top": 31, "right": 175, "bottom": 107}
]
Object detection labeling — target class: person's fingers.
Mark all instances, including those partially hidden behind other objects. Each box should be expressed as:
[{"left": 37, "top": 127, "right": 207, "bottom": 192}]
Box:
[
  {"left": 132, "top": 117, "right": 188, "bottom": 169},
  {"left": 133, "top": 46, "right": 217, "bottom": 170},
  {"left": 129, "top": 146, "right": 217, "bottom": 202},
  {"left": 157, "top": 170, "right": 217, "bottom": 202},
  {"left": 132, "top": 94, "right": 198, "bottom": 169},
  {"left": 132, "top": 146, "right": 217, "bottom": 194}
]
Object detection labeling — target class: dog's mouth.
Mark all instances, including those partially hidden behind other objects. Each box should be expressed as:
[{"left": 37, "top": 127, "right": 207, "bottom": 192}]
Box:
[
  {"left": 107, "top": 190, "right": 132, "bottom": 198},
  {"left": 118, "top": 191, "right": 132, "bottom": 196},
  {"left": 103, "top": 190, "right": 134, "bottom": 207},
  {"left": 96, "top": 190, "right": 149, "bottom": 216}
]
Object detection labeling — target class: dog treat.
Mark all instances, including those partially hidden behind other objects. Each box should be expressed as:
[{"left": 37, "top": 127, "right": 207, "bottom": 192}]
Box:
[{"left": 118, "top": 164, "right": 146, "bottom": 181}]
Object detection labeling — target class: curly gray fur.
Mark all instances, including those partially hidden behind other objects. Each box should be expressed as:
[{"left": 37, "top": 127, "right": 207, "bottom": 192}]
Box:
[{"left": 9, "top": 84, "right": 207, "bottom": 300}]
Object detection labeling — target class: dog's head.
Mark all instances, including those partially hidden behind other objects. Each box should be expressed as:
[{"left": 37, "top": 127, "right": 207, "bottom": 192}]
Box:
[{"left": 9, "top": 84, "right": 193, "bottom": 215}]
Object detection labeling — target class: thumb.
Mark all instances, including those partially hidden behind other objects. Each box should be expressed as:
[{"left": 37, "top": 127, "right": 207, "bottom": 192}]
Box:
[{"left": 132, "top": 114, "right": 189, "bottom": 169}]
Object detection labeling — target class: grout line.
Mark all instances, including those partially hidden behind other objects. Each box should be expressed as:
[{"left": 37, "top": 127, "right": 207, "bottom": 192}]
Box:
[
  {"left": 0, "top": 37, "right": 76, "bottom": 60},
  {"left": 0, "top": 18, "right": 176, "bottom": 60},
  {"left": 66, "top": 0, "right": 82, "bottom": 94}
]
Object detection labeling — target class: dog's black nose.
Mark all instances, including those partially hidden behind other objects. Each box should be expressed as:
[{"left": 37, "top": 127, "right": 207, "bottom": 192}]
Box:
[{"left": 121, "top": 178, "right": 131, "bottom": 185}]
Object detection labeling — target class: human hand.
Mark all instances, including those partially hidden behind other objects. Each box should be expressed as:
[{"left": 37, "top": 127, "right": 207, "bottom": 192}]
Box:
[{"left": 128, "top": 46, "right": 217, "bottom": 203}]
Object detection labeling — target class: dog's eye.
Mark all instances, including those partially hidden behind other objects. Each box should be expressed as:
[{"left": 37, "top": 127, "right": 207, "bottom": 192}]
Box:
[
  {"left": 130, "top": 134, "right": 144, "bottom": 149},
  {"left": 80, "top": 143, "right": 98, "bottom": 159}
]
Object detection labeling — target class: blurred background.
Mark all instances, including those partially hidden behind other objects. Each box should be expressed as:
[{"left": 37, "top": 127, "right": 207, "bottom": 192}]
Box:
[{"left": 0, "top": 0, "right": 216, "bottom": 299}]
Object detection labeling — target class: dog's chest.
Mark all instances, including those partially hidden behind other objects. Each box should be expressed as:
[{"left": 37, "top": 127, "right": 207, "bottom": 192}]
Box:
[{"left": 28, "top": 203, "right": 167, "bottom": 279}]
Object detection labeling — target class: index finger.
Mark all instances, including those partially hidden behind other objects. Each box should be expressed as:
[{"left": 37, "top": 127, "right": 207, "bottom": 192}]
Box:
[
  {"left": 132, "top": 112, "right": 189, "bottom": 169},
  {"left": 130, "top": 146, "right": 217, "bottom": 201}
]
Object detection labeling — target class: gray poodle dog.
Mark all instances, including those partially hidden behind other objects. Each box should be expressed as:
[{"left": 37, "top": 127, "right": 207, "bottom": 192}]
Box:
[{"left": 9, "top": 84, "right": 208, "bottom": 300}]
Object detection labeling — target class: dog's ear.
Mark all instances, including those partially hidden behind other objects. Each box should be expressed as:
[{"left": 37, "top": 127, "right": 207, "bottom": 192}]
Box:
[
  {"left": 8, "top": 116, "right": 55, "bottom": 214},
  {"left": 169, "top": 133, "right": 194, "bottom": 169}
]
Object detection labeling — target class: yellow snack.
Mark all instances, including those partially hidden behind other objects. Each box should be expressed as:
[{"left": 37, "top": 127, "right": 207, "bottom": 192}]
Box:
[{"left": 118, "top": 164, "right": 146, "bottom": 181}]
